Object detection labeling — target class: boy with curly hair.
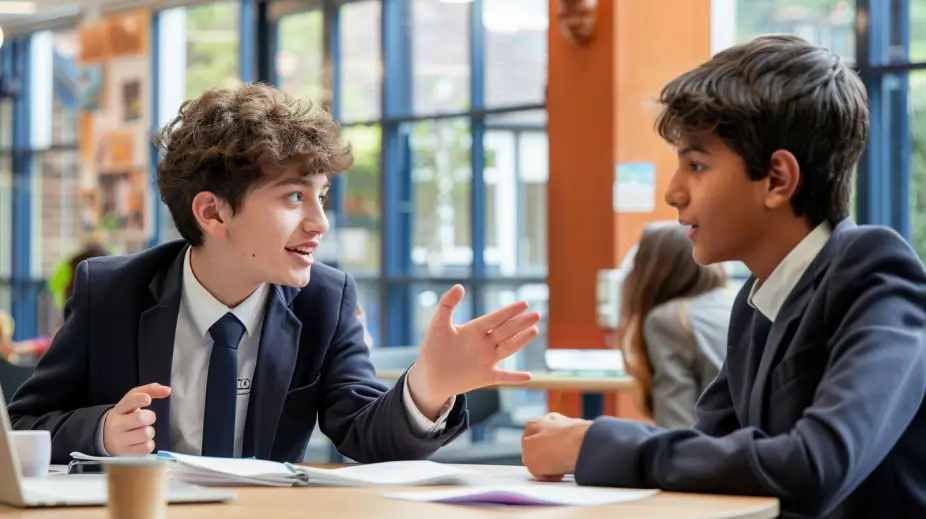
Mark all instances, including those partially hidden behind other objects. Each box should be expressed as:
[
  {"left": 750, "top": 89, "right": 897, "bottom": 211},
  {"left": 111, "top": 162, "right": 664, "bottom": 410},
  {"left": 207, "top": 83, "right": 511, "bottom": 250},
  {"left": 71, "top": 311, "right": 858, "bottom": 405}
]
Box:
[
  {"left": 522, "top": 35, "right": 926, "bottom": 518},
  {"left": 8, "top": 83, "right": 540, "bottom": 463}
]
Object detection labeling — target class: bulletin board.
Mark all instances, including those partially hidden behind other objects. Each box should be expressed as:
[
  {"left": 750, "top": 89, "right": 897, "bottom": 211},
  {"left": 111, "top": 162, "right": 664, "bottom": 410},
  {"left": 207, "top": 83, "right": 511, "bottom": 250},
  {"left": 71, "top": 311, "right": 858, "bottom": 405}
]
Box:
[{"left": 75, "top": 10, "right": 152, "bottom": 254}]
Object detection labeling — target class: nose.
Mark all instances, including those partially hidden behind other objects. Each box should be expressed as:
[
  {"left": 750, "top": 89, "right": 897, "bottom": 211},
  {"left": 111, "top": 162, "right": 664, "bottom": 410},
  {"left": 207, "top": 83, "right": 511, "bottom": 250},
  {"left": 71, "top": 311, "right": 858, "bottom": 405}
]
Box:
[
  {"left": 664, "top": 169, "right": 688, "bottom": 210},
  {"left": 304, "top": 204, "right": 330, "bottom": 235}
]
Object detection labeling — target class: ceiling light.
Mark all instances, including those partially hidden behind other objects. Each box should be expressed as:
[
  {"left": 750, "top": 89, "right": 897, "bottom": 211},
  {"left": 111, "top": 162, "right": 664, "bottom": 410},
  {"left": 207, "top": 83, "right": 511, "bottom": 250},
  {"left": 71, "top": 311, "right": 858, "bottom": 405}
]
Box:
[{"left": 0, "top": 1, "right": 36, "bottom": 15}]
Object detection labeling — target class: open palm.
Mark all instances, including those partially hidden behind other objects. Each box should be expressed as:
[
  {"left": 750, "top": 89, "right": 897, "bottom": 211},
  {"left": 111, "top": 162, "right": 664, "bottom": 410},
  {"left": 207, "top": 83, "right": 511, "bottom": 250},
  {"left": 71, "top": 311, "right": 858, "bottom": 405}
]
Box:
[{"left": 412, "top": 285, "right": 541, "bottom": 405}]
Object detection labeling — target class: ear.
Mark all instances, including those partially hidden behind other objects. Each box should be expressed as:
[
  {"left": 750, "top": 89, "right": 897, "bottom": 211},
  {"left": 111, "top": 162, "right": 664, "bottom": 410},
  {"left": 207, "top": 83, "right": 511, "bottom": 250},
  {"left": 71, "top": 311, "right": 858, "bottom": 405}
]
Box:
[
  {"left": 762, "top": 149, "right": 801, "bottom": 211},
  {"left": 191, "top": 191, "right": 233, "bottom": 240}
]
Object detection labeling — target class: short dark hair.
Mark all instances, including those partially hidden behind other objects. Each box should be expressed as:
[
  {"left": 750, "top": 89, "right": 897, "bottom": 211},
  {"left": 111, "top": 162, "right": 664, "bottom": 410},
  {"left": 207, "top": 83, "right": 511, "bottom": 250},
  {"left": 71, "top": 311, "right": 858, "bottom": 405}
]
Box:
[
  {"left": 155, "top": 83, "right": 354, "bottom": 246},
  {"left": 655, "top": 34, "right": 869, "bottom": 226}
]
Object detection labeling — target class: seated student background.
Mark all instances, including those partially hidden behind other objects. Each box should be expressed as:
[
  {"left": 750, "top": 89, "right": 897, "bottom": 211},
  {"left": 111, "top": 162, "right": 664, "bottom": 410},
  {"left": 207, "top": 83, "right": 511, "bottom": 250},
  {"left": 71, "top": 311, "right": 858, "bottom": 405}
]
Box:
[
  {"left": 6, "top": 83, "right": 541, "bottom": 465},
  {"left": 521, "top": 35, "right": 926, "bottom": 519},
  {"left": 618, "top": 221, "right": 732, "bottom": 429}
]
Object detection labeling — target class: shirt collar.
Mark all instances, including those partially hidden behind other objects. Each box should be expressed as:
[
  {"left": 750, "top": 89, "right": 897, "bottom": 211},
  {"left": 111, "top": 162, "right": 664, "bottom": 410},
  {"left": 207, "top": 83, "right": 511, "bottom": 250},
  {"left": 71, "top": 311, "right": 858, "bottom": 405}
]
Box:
[
  {"left": 181, "top": 247, "right": 269, "bottom": 338},
  {"left": 748, "top": 221, "right": 832, "bottom": 322}
]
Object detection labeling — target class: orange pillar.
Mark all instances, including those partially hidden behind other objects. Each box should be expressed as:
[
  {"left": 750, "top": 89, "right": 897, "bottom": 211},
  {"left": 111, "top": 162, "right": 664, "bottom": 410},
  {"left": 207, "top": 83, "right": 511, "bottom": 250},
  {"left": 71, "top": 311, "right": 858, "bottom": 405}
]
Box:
[{"left": 546, "top": 0, "right": 712, "bottom": 418}]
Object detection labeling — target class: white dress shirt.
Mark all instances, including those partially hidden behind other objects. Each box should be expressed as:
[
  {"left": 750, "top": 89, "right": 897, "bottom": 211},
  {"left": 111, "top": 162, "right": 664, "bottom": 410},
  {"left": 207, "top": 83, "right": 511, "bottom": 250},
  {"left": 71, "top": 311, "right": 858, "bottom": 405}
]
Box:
[
  {"left": 99, "top": 247, "right": 453, "bottom": 456},
  {"left": 748, "top": 222, "right": 832, "bottom": 322}
]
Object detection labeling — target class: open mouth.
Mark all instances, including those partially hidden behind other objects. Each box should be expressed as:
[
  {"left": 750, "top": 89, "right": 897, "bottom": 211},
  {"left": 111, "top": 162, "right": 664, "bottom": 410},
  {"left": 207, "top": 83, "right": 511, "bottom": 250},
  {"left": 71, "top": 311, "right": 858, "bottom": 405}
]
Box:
[{"left": 285, "top": 247, "right": 314, "bottom": 256}]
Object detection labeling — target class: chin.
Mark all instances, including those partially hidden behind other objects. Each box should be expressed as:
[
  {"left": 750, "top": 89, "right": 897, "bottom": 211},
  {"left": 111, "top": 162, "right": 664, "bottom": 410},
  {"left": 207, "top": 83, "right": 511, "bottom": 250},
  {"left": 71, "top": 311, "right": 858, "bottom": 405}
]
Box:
[
  {"left": 283, "top": 268, "right": 312, "bottom": 287},
  {"left": 692, "top": 246, "right": 718, "bottom": 266}
]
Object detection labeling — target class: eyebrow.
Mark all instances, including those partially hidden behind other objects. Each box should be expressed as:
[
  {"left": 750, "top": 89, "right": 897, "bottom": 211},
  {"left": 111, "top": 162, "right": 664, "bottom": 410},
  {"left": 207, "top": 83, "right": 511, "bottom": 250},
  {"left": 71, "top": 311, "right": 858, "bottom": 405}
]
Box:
[
  {"left": 677, "top": 144, "right": 710, "bottom": 157},
  {"left": 273, "top": 176, "right": 332, "bottom": 190}
]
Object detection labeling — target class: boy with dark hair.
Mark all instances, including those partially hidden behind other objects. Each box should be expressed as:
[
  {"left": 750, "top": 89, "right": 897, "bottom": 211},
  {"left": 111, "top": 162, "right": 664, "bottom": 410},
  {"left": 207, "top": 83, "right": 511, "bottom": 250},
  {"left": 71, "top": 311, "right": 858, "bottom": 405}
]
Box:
[
  {"left": 522, "top": 35, "right": 926, "bottom": 518},
  {"left": 8, "top": 83, "right": 541, "bottom": 464}
]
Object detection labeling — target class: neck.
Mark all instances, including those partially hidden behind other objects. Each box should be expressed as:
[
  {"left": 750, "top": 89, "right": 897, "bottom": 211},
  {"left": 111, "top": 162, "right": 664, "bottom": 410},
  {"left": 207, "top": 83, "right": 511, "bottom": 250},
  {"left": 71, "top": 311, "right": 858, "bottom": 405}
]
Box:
[
  {"left": 189, "top": 245, "right": 260, "bottom": 308},
  {"left": 744, "top": 218, "right": 815, "bottom": 282}
]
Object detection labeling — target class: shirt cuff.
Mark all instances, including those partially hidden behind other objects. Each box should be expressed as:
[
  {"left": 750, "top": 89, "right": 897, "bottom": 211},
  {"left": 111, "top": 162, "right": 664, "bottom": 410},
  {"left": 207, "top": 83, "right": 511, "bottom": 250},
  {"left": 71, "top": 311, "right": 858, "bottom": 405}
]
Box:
[
  {"left": 96, "top": 410, "right": 111, "bottom": 456},
  {"left": 402, "top": 379, "right": 454, "bottom": 437}
]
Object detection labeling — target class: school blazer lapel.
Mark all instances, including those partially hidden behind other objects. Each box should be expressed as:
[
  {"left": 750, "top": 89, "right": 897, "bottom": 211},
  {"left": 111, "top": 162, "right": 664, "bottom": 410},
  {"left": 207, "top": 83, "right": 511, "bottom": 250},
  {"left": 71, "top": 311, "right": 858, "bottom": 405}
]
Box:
[
  {"left": 242, "top": 284, "right": 301, "bottom": 459},
  {"left": 137, "top": 244, "right": 187, "bottom": 452},
  {"left": 745, "top": 219, "right": 853, "bottom": 426}
]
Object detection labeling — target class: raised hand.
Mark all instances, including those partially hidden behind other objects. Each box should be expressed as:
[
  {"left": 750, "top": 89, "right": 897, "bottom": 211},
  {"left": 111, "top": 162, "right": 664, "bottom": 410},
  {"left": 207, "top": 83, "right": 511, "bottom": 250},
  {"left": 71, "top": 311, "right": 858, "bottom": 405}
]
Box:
[
  {"left": 406, "top": 285, "right": 541, "bottom": 418},
  {"left": 102, "top": 383, "right": 171, "bottom": 456}
]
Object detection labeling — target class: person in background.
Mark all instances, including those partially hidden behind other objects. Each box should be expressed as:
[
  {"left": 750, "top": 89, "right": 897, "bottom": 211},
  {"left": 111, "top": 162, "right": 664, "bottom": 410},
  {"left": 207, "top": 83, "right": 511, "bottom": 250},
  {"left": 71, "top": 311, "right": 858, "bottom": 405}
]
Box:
[{"left": 617, "top": 221, "right": 732, "bottom": 428}]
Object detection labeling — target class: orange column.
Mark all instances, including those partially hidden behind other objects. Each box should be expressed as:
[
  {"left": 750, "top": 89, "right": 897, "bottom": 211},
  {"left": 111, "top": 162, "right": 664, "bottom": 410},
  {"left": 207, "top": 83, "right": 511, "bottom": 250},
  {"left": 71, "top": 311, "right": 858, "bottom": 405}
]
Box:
[{"left": 546, "top": 0, "right": 712, "bottom": 418}]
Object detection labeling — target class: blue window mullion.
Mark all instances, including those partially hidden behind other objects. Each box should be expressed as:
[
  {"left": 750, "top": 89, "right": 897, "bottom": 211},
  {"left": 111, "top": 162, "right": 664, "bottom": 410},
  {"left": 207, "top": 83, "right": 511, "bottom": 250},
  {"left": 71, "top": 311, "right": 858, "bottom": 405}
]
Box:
[
  {"left": 470, "top": 0, "right": 486, "bottom": 319},
  {"left": 327, "top": 2, "right": 344, "bottom": 249},
  {"left": 149, "top": 12, "right": 162, "bottom": 247},
  {"left": 856, "top": 0, "right": 909, "bottom": 234},
  {"left": 11, "top": 37, "right": 35, "bottom": 340},
  {"left": 383, "top": 0, "right": 414, "bottom": 346}
]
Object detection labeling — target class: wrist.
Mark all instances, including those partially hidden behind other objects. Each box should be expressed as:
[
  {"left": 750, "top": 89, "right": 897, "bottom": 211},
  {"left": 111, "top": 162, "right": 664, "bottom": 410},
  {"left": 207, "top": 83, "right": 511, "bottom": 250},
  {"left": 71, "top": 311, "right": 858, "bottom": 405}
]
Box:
[{"left": 406, "top": 363, "right": 449, "bottom": 420}]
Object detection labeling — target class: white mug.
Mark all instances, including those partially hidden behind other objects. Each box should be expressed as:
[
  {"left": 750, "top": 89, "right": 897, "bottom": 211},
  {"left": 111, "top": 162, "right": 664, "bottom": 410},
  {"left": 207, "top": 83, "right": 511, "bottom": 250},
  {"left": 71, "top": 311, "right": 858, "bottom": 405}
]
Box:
[{"left": 10, "top": 430, "right": 51, "bottom": 477}]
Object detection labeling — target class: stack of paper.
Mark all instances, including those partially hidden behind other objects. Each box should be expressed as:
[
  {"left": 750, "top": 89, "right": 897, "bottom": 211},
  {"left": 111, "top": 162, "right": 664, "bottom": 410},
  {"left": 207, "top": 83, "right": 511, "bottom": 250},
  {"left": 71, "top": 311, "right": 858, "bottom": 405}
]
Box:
[
  {"left": 384, "top": 486, "right": 660, "bottom": 507},
  {"left": 152, "top": 452, "right": 483, "bottom": 488}
]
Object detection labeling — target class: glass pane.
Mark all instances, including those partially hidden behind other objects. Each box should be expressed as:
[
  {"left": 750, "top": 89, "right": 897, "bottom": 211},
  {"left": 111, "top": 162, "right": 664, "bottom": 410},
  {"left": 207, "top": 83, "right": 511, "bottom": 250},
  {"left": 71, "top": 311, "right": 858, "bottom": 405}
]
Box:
[
  {"left": 914, "top": 1, "right": 926, "bottom": 63},
  {"left": 339, "top": 0, "right": 382, "bottom": 122},
  {"left": 910, "top": 71, "right": 926, "bottom": 260},
  {"left": 484, "top": 111, "right": 547, "bottom": 277},
  {"left": 409, "top": 118, "right": 472, "bottom": 276},
  {"left": 185, "top": 1, "right": 241, "bottom": 99},
  {"left": 339, "top": 125, "right": 382, "bottom": 273},
  {"left": 483, "top": 283, "right": 549, "bottom": 416},
  {"left": 33, "top": 150, "right": 82, "bottom": 277},
  {"left": 355, "top": 280, "right": 381, "bottom": 348},
  {"left": 53, "top": 28, "right": 80, "bottom": 146},
  {"left": 483, "top": 0, "right": 548, "bottom": 108},
  {"left": 276, "top": 9, "right": 325, "bottom": 104},
  {"left": 412, "top": 0, "right": 470, "bottom": 115},
  {"left": 0, "top": 98, "right": 11, "bottom": 150},
  {"left": 725, "top": 0, "right": 855, "bottom": 65},
  {"left": 0, "top": 155, "right": 11, "bottom": 278},
  {"left": 412, "top": 283, "right": 473, "bottom": 345}
]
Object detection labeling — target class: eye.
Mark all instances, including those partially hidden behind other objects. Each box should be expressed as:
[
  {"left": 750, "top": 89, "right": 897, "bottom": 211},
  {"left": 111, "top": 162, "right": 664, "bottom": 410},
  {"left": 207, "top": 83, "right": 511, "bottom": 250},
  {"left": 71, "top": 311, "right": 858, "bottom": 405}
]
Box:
[
  {"left": 286, "top": 192, "right": 303, "bottom": 202},
  {"left": 319, "top": 193, "right": 329, "bottom": 206},
  {"left": 688, "top": 161, "right": 706, "bottom": 173}
]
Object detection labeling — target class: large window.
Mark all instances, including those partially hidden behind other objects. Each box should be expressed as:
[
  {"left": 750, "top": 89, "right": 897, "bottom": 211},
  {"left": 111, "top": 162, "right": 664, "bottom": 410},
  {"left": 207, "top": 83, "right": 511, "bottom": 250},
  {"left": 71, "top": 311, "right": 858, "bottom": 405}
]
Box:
[
  {"left": 269, "top": 0, "right": 548, "bottom": 349},
  {"left": 155, "top": 1, "right": 241, "bottom": 243}
]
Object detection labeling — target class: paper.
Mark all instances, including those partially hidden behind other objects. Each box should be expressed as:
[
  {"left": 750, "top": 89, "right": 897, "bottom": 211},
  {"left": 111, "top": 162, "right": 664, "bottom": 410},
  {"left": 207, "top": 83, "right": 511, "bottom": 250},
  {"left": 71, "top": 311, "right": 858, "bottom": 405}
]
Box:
[
  {"left": 85, "top": 451, "right": 483, "bottom": 488},
  {"left": 291, "top": 460, "right": 479, "bottom": 487},
  {"left": 159, "top": 452, "right": 298, "bottom": 487},
  {"left": 384, "top": 485, "right": 659, "bottom": 507}
]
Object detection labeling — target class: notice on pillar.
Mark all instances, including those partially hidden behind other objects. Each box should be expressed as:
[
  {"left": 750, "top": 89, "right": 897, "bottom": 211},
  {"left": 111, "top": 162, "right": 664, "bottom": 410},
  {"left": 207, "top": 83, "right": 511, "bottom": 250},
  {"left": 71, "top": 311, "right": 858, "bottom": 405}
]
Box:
[{"left": 613, "top": 162, "right": 656, "bottom": 212}]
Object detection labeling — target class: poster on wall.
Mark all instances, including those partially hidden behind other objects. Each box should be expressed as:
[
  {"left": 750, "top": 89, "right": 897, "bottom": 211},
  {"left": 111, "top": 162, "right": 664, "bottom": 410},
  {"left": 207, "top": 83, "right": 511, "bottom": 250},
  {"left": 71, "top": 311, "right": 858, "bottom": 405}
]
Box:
[{"left": 76, "top": 9, "right": 152, "bottom": 253}]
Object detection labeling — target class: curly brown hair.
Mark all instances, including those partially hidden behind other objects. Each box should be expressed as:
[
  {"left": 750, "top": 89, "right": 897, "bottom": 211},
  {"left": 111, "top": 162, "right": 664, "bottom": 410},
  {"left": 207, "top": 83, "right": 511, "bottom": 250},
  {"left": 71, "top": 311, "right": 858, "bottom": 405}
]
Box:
[
  {"left": 655, "top": 34, "right": 869, "bottom": 227},
  {"left": 155, "top": 83, "right": 354, "bottom": 246}
]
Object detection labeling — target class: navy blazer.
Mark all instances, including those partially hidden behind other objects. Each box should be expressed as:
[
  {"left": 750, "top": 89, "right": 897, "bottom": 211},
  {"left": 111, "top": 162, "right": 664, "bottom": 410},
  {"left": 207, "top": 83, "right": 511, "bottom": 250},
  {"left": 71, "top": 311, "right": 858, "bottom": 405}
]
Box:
[
  {"left": 575, "top": 219, "right": 926, "bottom": 519},
  {"left": 7, "top": 241, "right": 468, "bottom": 464}
]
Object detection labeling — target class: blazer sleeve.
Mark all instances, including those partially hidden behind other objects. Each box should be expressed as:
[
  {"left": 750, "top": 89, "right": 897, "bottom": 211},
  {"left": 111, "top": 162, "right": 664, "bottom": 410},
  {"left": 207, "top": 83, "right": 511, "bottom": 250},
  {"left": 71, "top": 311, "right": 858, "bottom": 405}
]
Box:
[
  {"left": 643, "top": 307, "right": 701, "bottom": 429},
  {"left": 574, "top": 231, "right": 926, "bottom": 518},
  {"left": 316, "top": 273, "right": 468, "bottom": 462},
  {"left": 6, "top": 261, "right": 114, "bottom": 461}
]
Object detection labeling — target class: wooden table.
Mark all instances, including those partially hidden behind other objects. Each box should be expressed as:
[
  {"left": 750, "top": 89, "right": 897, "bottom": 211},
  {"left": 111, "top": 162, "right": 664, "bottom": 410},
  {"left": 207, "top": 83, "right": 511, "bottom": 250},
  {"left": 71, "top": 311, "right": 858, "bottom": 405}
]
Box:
[
  {"left": 376, "top": 370, "right": 634, "bottom": 392},
  {"left": 377, "top": 370, "right": 635, "bottom": 419},
  {"left": 0, "top": 465, "right": 779, "bottom": 518}
]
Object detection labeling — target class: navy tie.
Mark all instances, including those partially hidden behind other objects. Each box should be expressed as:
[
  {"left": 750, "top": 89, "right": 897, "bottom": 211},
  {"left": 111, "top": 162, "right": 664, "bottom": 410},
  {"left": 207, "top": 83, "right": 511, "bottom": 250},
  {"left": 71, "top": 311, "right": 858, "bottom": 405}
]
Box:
[{"left": 202, "top": 313, "right": 245, "bottom": 458}]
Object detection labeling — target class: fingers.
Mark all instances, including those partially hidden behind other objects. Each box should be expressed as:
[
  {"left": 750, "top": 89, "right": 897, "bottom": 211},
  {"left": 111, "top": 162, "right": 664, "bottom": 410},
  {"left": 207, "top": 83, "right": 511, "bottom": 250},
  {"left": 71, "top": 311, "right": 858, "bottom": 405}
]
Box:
[
  {"left": 494, "top": 325, "right": 540, "bottom": 360},
  {"left": 487, "top": 311, "right": 541, "bottom": 345},
  {"left": 432, "top": 285, "right": 465, "bottom": 326},
  {"left": 119, "top": 440, "right": 156, "bottom": 456},
  {"left": 470, "top": 300, "right": 529, "bottom": 333},
  {"left": 121, "top": 425, "right": 156, "bottom": 446},
  {"left": 130, "top": 383, "right": 172, "bottom": 399},
  {"left": 491, "top": 369, "right": 531, "bottom": 385},
  {"left": 113, "top": 392, "right": 152, "bottom": 415}
]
